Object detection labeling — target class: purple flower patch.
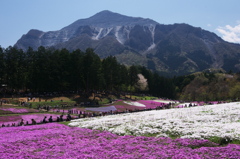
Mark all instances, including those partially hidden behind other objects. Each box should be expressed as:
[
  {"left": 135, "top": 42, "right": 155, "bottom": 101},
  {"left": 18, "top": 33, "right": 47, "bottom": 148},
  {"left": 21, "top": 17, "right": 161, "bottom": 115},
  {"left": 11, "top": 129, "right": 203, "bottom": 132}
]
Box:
[
  {"left": 0, "top": 114, "right": 75, "bottom": 126},
  {"left": 138, "top": 100, "right": 167, "bottom": 108},
  {"left": 0, "top": 123, "right": 239, "bottom": 158},
  {"left": 0, "top": 107, "right": 39, "bottom": 114}
]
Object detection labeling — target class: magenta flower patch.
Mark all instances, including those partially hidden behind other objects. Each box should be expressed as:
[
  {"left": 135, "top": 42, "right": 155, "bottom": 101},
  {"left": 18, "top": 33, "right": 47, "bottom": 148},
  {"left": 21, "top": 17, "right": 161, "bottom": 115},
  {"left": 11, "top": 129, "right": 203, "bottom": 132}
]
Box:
[
  {"left": 113, "top": 100, "right": 170, "bottom": 111},
  {"left": 0, "top": 107, "right": 39, "bottom": 114},
  {"left": 0, "top": 123, "right": 239, "bottom": 158},
  {"left": 0, "top": 116, "right": 22, "bottom": 124},
  {"left": 138, "top": 100, "right": 167, "bottom": 108},
  {"left": 0, "top": 114, "right": 74, "bottom": 125}
]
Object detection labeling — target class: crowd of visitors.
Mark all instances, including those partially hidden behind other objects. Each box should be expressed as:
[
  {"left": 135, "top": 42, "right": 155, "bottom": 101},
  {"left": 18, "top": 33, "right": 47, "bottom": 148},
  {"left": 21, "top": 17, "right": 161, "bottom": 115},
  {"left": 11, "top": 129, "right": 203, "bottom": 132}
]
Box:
[
  {"left": 0, "top": 113, "right": 74, "bottom": 128},
  {"left": 0, "top": 90, "right": 230, "bottom": 128},
  {"left": 0, "top": 100, "right": 179, "bottom": 128}
]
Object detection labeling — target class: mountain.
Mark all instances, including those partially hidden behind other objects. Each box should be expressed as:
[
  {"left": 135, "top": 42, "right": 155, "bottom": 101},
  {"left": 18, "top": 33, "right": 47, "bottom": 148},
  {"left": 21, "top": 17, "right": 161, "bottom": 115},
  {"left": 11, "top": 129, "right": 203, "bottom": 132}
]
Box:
[{"left": 15, "top": 10, "right": 240, "bottom": 76}]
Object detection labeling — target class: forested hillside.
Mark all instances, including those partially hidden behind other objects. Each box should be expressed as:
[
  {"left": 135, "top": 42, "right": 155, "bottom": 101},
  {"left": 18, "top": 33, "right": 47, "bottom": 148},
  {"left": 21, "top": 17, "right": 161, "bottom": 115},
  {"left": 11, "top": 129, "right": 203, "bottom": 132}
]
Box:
[
  {"left": 178, "top": 71, "right": 240, "bottom": 101},
  {"left": 1, "top": 46, "right": 240, "bottom": 101},
  {"left": 0, "top": 46, "right": 175, "bottom": 98}
]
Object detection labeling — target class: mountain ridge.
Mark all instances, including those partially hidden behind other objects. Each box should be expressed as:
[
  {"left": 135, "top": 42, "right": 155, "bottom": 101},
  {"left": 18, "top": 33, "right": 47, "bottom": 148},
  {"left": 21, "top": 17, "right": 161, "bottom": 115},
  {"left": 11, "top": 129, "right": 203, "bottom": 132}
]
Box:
[
  {"left": 64, "top": 10, "right": 158, "bottom": 29},
  {"left": 14, "top": 10, "right": 240, "bottom": 76}
]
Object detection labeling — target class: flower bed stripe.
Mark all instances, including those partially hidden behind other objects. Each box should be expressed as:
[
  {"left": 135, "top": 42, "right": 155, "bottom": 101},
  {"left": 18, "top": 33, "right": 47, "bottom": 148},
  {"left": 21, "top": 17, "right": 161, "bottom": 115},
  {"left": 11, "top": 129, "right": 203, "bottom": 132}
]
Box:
[
  {"left": 69, "top": 102, "right": 240, "bottom": 141},
  {"left": 0, "top": 123, "right": 240, "bottom": 158}
]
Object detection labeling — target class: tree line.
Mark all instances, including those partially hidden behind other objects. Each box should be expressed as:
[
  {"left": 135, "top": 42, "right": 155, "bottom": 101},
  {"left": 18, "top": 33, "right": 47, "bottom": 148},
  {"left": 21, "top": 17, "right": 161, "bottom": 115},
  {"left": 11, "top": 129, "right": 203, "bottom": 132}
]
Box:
[
  {"left": 0, "top": 46, "right": 177, "bottom": 99},
  {"left": 2, "top": 46, "right": 238, "bottom": 101}
]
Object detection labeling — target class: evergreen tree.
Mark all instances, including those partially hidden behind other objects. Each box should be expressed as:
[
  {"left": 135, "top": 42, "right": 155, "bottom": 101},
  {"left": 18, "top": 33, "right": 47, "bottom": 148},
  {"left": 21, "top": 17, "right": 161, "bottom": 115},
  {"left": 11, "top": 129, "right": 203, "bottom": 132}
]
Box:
[
  {"left": 0, "top": 46, "right": 6, "bottom": 86},
  {"left": 82, "top": 48, "right": 102, "bottom": 91},
  {"left": 128, "top": 65, "right": 139, "bottom": 93},
  {"left": 102, "top": 56, "right": 121, "bottom": 91},
  {"left": 4, "top": 46, "right": 26, "bottom": 91},
  {"left": 69, "top": 49, "right": 84, "bottom": 91}
]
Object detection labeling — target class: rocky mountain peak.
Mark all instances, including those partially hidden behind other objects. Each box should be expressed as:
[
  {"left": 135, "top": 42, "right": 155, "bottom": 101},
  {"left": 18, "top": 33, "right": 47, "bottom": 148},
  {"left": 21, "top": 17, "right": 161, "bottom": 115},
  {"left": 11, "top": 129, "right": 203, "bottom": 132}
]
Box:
[
  {"left": 63, "top": 10, "right": 158, "bottom": 30},
  {"left": 14, "top": 11, "right": 240, "bottom": 76}
]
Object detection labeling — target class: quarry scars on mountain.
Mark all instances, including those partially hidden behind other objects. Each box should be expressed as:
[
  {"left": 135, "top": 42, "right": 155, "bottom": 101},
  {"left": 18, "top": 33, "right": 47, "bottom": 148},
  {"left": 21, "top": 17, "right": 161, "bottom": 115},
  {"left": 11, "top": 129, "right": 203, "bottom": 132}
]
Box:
[
  {"left": 15, "top": 10, "right": 240, "bottom": 76},
  {"left": 91, "top": 26, "right": 130, "bottom": 45},
  {"left": 16, "top": 10, "right": 158, "bottom": 52}
]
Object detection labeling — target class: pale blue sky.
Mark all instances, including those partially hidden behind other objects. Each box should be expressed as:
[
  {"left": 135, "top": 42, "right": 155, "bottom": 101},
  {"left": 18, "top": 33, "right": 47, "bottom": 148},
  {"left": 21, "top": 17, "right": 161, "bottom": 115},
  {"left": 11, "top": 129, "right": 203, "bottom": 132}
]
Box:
[{"left": 1, "top": 0, "right": 240, "bottom": 48}]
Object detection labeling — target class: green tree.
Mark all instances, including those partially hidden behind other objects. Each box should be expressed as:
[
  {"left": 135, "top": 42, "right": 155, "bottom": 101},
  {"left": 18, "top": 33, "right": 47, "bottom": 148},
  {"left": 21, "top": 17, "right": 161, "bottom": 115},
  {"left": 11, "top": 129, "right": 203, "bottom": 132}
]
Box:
[
  {"left": 4, "top": 46, "right": 27, "bottom": 91},
  {"left": 102, "top": 56, "right": 121, "bottom": 91},
  {"left": 229, "top": 83, "right": 240, "bottom": 100},
  {"left": 0, "top": 46, "right": 6, "bottom": 86},
  {"left": 69, "top": 49, "right": 84, "bottom": 91},
  {"left": 51, "top": 48, "right": 71, "bottom": 91},
  {"left": 118, "top": 64, "right": 129, "bottom": 91},
  {"left": 30, "top": 46, "right": 54, "bottom": 91},
  {"left": 128, "top": 65, "right": 139, "bottom": 94},
  {"left": 82, "top": 48, "right": 102, "bottom": 91},
  {"left": 25, "top": 47, "right": 36, "bottom": 91}
]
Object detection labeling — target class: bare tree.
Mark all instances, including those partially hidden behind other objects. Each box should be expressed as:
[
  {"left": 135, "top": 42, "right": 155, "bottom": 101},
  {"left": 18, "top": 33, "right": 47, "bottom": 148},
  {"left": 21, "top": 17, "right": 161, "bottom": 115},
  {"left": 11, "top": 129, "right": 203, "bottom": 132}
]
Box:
[{"left": 135, "top": 74, "right": 149, "bottom": 91}]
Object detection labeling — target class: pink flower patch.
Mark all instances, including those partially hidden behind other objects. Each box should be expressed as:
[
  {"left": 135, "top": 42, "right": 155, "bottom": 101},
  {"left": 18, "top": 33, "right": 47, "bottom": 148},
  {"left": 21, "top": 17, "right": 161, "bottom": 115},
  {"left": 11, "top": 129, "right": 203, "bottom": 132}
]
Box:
[{"left": 0, "top": 108, "right": 39, "bottom": 113}]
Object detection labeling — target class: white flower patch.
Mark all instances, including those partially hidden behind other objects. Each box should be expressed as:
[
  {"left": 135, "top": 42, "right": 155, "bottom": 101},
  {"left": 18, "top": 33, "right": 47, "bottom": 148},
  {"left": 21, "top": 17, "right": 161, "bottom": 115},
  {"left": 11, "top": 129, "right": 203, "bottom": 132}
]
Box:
[
  {"left": 123, "top": 101, "right": 146, "bottom": 107},
  {"left": 69, "top": 102, "right": 240, "bottom": 140},
  {"left": 154, "top": 100, "right": 179, "bottom": 104},
  {"left": 85, "top": 106, "right": 117, "bottom": 112}
]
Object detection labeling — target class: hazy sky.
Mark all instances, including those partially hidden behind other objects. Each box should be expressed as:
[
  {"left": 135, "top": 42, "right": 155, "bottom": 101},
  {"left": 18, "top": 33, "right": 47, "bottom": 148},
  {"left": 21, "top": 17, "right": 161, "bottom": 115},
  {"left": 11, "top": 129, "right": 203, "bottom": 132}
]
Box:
[{"left": 1, "top": 0, "right": 240, "bottom": 48}]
